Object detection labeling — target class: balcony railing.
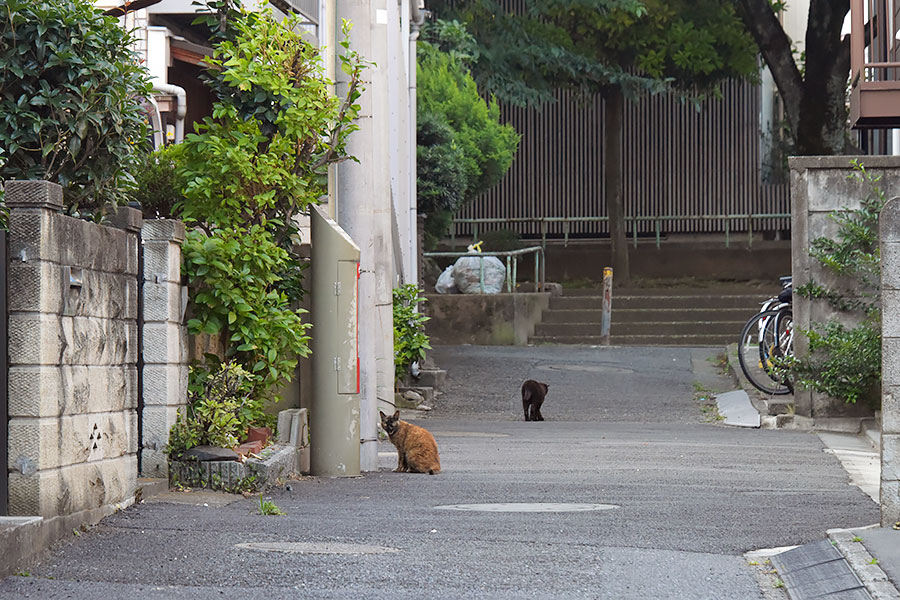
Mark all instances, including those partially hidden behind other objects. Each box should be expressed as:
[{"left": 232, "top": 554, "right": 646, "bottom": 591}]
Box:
[{"left": 851, "top": 0, "right": 900, "bottom": 128}]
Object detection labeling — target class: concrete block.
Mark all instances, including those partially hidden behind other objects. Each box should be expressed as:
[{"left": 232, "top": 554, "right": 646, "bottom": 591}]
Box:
[
  {"left": 884, "top": 386, "right": 900, "bottom": 434},
  {"left": 61, "top": 365, "right": 136, "bottom": 415},
  {"left": 108, "top": 205, "right": 142, "bottom": 233},
  {"left": 4, "top": 180, "right": 63, "bottom": 211},
  {"left": 8, "top": 313, "right": 63, "bottom": 366},
  {"left": 143, "top": 281, "right": 184, "bottom": 323},
  {"left": 142, "top": 405, "right": 180, "bottom": 455},
  {"left": 881, "top": 242, "right": 900, "bottom": 290},
  {"left": 883, "top": 289, "right": 900, "bottom": 339},
  {"left": 881, "top": 198, "right": 900, "bottom": 244},
  {"left": 57, "top": 412, "right": 134, "bottom": 468},
  {"left": 8, "top": 262, "right": 63, "bottom": 313},
  {"left": 883, "top": 434, "right": 900, "bottom": 482},
  {"left": 142, "top": 322, "right": 188, "bottom": 364},
  {"left": 61, "top": 270, "right": 137, "bottom": 320},
  {"left": 277, "top": 410, "right": 294, "bottom": 444},
  {"left": 885, "top": 339, "right": 900, "bottom": 388},
  {"left": 8, "top": 416, "right": 57, "bottom": 472},
  {"left": 54, "top": 215, "right": 134, "bottom": 274},
  {"left": 143, "top": 240, "right": 182, "bottom": 284},
  {"left": 140, "top": 448, "right": 169, "bottom": 478},
  {"left": 9, "top": 411, "right": 134, "bottom": 472},
  {"left": 9, "top": 455, "right": 136, "bottom": 518},
  {"left": 8, "top": 366, "right": 62, "bottom": 417},
  {"left": 8, "top": 209, "right": 58, "bottom": 264},
  {"left": 58, "top": 316, "right": 134, "bottom": 365},
  {"left": 805, "top": 168, "right": 862, "bottom": 213},
  {"left": 881, "top": 479, "right": 900, "bottom": 527},
  {"left": 142, "top": 219, "right": 185, "bottom": 243},
  {"left": 142, "top": 364, "right": 188, "bottom": 407}
]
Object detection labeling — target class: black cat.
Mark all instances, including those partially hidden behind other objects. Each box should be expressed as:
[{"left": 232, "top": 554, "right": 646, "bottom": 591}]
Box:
[{"left": 521, "top": 380, "right": 549, "bottom": 421}]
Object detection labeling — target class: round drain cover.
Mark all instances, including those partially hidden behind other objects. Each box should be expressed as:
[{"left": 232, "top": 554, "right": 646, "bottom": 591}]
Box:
[
  {"left": 236, "top": 542, "right": 399, "bottom": 554},
  {"left": 434, "top": 503, "right": 619, "bottom": 512}
]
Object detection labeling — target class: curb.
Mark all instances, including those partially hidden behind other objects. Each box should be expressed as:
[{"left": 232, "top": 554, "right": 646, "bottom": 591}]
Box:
[{"left": 828, "top": 528, "right": 900, "bottom": 600}]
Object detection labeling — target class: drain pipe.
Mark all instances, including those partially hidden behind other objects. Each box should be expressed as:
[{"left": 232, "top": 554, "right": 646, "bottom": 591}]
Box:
[
  {"left": 408, "top": 0, "right": 425, "bottom": 283},
  {"left": 152, "top": 82, "right": 187, "bottom": 144}
]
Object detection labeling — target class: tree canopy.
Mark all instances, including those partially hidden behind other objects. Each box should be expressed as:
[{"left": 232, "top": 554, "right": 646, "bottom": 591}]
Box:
[{"left": 428, "top": 0, "right": 758, "bottom": 283}]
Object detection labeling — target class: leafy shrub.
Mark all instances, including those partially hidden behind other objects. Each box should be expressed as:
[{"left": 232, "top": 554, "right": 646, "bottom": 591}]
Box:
[
  {"left": 393, "top": 285, "right": 431, "bottom": 380},
  {"left": 784, "top": 160, "right": 884, "bottom": 405},
  {"left": 167, "top": 361, "right": 257, "bottom": 458},
  {"left": 416, "top": 22, "right": 519, "bottom": 243},
  {"left": 176, "top": 1, "right": 365, "bottom": 401},
  {"left": 0, "top": 0, "right": 151, "bottom": 214},
  {"left": 182, "top": 226, "right": 311, "bottom": 399},
  {"left": 132, "top": 145, "right": 186, "bottom": 219}
]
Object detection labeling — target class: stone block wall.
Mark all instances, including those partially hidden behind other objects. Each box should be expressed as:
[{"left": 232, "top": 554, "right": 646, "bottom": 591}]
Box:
[
  {"left": 140, "top": 220, "right": 188, "bottom": 477},
  {"left": 6, "top": 181, "right": 140, "bottom": 518},
  {"left": 880, "top": 197, "right": 900, "bottom": 527},
  {"left": 790, "top": 156, "right": 900, "bottom": 419}
]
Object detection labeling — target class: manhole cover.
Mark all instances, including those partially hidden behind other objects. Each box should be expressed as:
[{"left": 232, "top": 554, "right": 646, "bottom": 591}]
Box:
[
  {"left": 434, "top": 503, "right": 620, "bottom": 512},
  {"left": 541, "top": 364, "right": 633, "bottom": 374},
  {"left": 236, "top": 542, "right": 399, "bottom": 554}
]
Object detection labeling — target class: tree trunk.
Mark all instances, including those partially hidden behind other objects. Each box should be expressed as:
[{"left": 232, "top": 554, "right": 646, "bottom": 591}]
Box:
[{"left": 604, "top": 86, "right": 630, "bottom": 287}]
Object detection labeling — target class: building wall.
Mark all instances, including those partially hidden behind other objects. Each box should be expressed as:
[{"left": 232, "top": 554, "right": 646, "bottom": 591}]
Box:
[{"left": 880, "top": 195, "right": 900, "bottom": 527}]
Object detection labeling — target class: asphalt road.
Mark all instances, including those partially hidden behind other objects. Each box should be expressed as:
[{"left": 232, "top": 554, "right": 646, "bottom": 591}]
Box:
[{"left": 0, "top": 345, "right": 880, "bottom": 599}]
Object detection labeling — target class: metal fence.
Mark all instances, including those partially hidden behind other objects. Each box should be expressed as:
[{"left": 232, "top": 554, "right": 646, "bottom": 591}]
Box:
[{"left": 454, "top": 78, "right": 791, "bottom": 239}]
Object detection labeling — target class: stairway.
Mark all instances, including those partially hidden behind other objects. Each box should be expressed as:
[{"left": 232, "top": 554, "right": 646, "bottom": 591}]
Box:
[{"left": 529, "top": 285, "right": 777, "bottom": 346}]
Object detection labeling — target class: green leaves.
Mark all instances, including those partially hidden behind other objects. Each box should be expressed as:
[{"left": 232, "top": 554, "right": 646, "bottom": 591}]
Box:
[
  {"left": 0, "top": 0, "right": 151, "bottom": 214},
  {"left": 393, "top": 285, "right": 432, "bottom": 379},
  {"left": 417, "top": 34, "right": 519, "bottom": 245}
]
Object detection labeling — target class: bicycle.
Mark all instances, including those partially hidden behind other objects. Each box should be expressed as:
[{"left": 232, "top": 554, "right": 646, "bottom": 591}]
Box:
[{"left": 737, "top": 278, "right": 794, "bottom": 396}]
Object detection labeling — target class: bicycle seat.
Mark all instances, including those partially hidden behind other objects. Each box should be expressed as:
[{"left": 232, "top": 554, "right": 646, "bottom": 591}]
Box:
[
  {"left": 777, "top": 286, "right": 792, "bottom": 303},
  {"left": 779, "top": 275, "right": 792, "bottom": 286}
]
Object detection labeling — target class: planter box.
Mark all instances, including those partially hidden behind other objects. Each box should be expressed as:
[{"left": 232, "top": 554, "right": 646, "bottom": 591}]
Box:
[{"left": 168, "top": 444, "right": 297, "bottom": 493}]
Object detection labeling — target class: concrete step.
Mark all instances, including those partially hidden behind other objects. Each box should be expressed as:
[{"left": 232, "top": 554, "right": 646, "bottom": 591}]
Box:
[
  {"left": 540, "top": 307, "right": 753, "bottom": 324},
  {"left": 412, "top": 368, "right": 446, "bottom": 389},
  {"left": 549, "top": 294, "right": 768, "bottom": 310},
  {"left": 528, "top": 333, "right": 735, "bottom": 346},
  {"left": 534, "top": 320, "right": 745, "bottom": 337}
]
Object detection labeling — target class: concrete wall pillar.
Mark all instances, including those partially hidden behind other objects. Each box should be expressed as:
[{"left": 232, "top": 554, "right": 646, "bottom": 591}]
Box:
[
  {"left": 880, "top": 197, "right": 900, "bottom": 527},
  {"left": 139, "top": 220, "right": 188, "bottom": 477},
  {"left": 5, "top": 180, "right": 139, "bottom": 519},
  {"left": 790, "top": 156, "right": 900, "bottom": 419}
]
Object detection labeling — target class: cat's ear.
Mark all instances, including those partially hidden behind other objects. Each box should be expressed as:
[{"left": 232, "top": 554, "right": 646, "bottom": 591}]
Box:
[
  {"left": 393, "top": 410, "right": 400, "bottom": 419},
  {"left": 379, "top": 410, "right": 386, "bottom": 419}
]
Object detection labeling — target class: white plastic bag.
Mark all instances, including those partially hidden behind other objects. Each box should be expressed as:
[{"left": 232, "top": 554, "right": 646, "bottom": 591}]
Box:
[
  {"left": 435, "top": 265, "right": 459, "bottom": 294},
  {"left": 452, "top": 255, "right": 506, "bottom": 294}
]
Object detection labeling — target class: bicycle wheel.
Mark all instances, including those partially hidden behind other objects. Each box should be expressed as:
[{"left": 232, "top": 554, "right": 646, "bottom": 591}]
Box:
[
  {"left": 761, "top": 308, "right": 794, "bottom": 394},
  {"left": 738, "top": 308, "right": 793, "bottom": 395}
]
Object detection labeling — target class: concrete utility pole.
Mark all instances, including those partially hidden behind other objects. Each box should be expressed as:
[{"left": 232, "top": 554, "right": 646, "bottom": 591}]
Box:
[{"left": 332, "top": 0, "right": 397, "bottom": 471}]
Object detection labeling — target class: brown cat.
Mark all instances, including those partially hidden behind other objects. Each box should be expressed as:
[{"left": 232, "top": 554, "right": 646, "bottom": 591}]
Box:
[
  {"left": 521, "top": 379, "right": 549, "bottom": 421},
  {"left": 379, "top": 410, "right": 441, "bottom": 474}
]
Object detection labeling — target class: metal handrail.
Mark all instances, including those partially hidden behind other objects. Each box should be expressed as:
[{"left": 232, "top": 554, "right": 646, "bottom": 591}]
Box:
[
  {"left": 424, "top": 246, "right": 546, "bottom": 293},
  {"left": 450, "top": 213, "right": 791, "bottom": 249}
]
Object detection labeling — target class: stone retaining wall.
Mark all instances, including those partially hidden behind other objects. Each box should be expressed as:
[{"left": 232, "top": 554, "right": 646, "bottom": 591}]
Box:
[
  {"left": 5, "top": 181, "right": 140, "bottom": 518},
  {"left": 4, "top": 180, "right": 188, "bottom": 520}
]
